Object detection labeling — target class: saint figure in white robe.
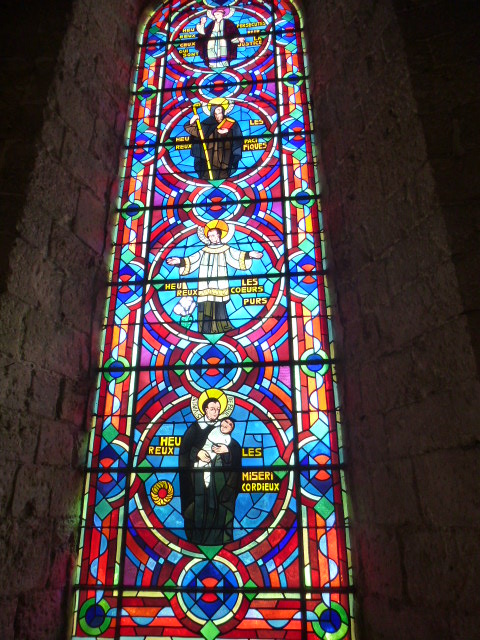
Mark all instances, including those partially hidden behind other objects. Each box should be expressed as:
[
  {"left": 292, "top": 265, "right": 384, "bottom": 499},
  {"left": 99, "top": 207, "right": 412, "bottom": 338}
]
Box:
[
  {"left": 195, "top": 8, "right": 245, "bottom": 69},
  {"left": 166, "top": 225, "right": 263, "bottom": 334}
]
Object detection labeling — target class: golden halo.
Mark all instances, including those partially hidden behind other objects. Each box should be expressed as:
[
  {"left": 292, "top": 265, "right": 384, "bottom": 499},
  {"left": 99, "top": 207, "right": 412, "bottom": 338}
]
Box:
[
  {"left": 150, "top": 480, "right": 174, "bottom": 506},
  {"left": 207, "top": 97, "right": 230, "bottom": 113},
  {"left": 204, "top": 220, "right": 229, "bottom": 239},
  {"left": 198, "top": 389, "right": 228, "bottom": 415}
]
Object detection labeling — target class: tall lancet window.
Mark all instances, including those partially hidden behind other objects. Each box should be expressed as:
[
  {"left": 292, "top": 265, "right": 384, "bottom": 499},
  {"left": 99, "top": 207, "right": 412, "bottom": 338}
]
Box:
[{"left": 72, "top": 1, "right": 354, "bottom": 638}]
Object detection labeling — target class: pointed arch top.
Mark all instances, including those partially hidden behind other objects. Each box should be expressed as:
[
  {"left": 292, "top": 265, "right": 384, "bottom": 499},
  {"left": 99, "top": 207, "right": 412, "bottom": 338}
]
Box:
[
  {"left": 71, "top": 1, "right": 354, "bottom": 639},
  {"left": 138, "top": 0, "right": 306, "bottom": 41}
]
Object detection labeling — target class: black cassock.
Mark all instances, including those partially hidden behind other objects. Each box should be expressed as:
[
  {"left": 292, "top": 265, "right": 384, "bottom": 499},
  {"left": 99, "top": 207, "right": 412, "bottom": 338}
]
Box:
[
  {"left": 184, "top": 106, "right": 243, "bottom": 180},
  {"left": 179, "top": 420, "right": 242, "bottom": 545}
]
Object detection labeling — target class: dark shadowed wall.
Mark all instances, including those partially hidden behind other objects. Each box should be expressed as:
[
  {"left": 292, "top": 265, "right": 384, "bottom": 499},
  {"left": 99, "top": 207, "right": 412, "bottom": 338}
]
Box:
[{"left": 0, "top": 1, "right": 478, "bottom": 638}]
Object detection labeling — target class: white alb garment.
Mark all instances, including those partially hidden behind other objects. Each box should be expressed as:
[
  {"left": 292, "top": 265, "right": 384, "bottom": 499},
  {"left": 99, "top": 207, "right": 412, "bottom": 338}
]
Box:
[{"left": 194, "top": 426, "right": 232, "bottom": 487}]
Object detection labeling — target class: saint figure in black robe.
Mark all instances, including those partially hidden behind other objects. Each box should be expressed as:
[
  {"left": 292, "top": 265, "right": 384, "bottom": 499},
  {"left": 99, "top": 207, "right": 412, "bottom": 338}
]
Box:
[
  {"left": 179, "top": 398, "right": 242, "bottom": 545},
  {"left": 184, "top": 104, "right": 243, "bottom": 180}
]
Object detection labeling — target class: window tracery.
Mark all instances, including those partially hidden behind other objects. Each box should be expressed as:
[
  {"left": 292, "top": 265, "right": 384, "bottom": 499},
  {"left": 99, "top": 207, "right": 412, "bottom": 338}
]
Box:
[{"left": 71, "top": 2, "right": 354, "bottom": 638}]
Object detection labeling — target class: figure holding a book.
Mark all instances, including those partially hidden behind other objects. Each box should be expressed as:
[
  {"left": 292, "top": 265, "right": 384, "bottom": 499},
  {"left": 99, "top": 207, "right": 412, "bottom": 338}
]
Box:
[{"left": 184, "top": 99, "right": 243, "bottom": 180}]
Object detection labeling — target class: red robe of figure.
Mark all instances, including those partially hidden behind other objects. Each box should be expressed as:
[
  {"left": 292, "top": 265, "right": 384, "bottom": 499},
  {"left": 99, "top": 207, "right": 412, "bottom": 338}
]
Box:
[{"left": 195, "top": 10, "right": 243, "bottom": 68}]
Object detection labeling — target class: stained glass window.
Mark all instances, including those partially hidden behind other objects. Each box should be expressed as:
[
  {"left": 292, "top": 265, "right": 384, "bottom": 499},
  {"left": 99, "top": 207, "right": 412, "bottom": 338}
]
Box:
[{"left": 71, "top": 1, "right": 354, "bottom": 638}]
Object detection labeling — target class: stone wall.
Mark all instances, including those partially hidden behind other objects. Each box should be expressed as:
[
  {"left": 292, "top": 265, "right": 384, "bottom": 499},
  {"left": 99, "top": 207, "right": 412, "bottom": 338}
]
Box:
[
  {"left": 304, "top": 0, "right": 480, "bottom": 638},
  {"left": 0, "top": 1, "right": 74, "bottom": 291},
  {"left": 0, "top": 0, "right": 478, "bottom": 639},
  {"left": 0, "top": 1, "right": 141, "bottom": 638}
]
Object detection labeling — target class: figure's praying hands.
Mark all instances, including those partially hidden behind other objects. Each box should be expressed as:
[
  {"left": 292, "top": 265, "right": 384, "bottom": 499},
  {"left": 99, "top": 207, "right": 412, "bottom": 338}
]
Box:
[
  {"left": 249, "top": 251, "right": 263, "bottom": 259},
  {"left": 166, "top": 257, "right": 181, "bottom": 266}
]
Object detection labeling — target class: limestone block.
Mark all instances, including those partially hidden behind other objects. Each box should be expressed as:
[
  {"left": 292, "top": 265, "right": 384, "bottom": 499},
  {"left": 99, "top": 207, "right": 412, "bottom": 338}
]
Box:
[{"left": 37, "top": 420, "right": 74, "bottom": 467}]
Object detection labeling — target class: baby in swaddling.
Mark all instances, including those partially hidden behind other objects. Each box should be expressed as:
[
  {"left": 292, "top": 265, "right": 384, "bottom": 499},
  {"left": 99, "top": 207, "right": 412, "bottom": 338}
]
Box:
[{"left": 195, "top": 418, "right": 235, "bottom": 487}]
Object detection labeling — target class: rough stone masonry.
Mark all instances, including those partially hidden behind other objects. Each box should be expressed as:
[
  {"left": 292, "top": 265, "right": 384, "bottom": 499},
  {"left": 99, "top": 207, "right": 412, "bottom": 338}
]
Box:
[{"left": 0, "top": 1, "right": 478, "bottom": 639}]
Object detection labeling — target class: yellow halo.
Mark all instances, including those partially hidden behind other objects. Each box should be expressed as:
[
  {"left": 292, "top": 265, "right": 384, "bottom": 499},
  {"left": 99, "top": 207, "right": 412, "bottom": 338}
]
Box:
[
  {"left": 207, "top": 97, "right": 230, "bottom": 113},
  {"left": 197, "top": 389, "right": 228, "bottom": 416},
  {"left": 204, "top": 220, "right": 229, "bottom": 239}
]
